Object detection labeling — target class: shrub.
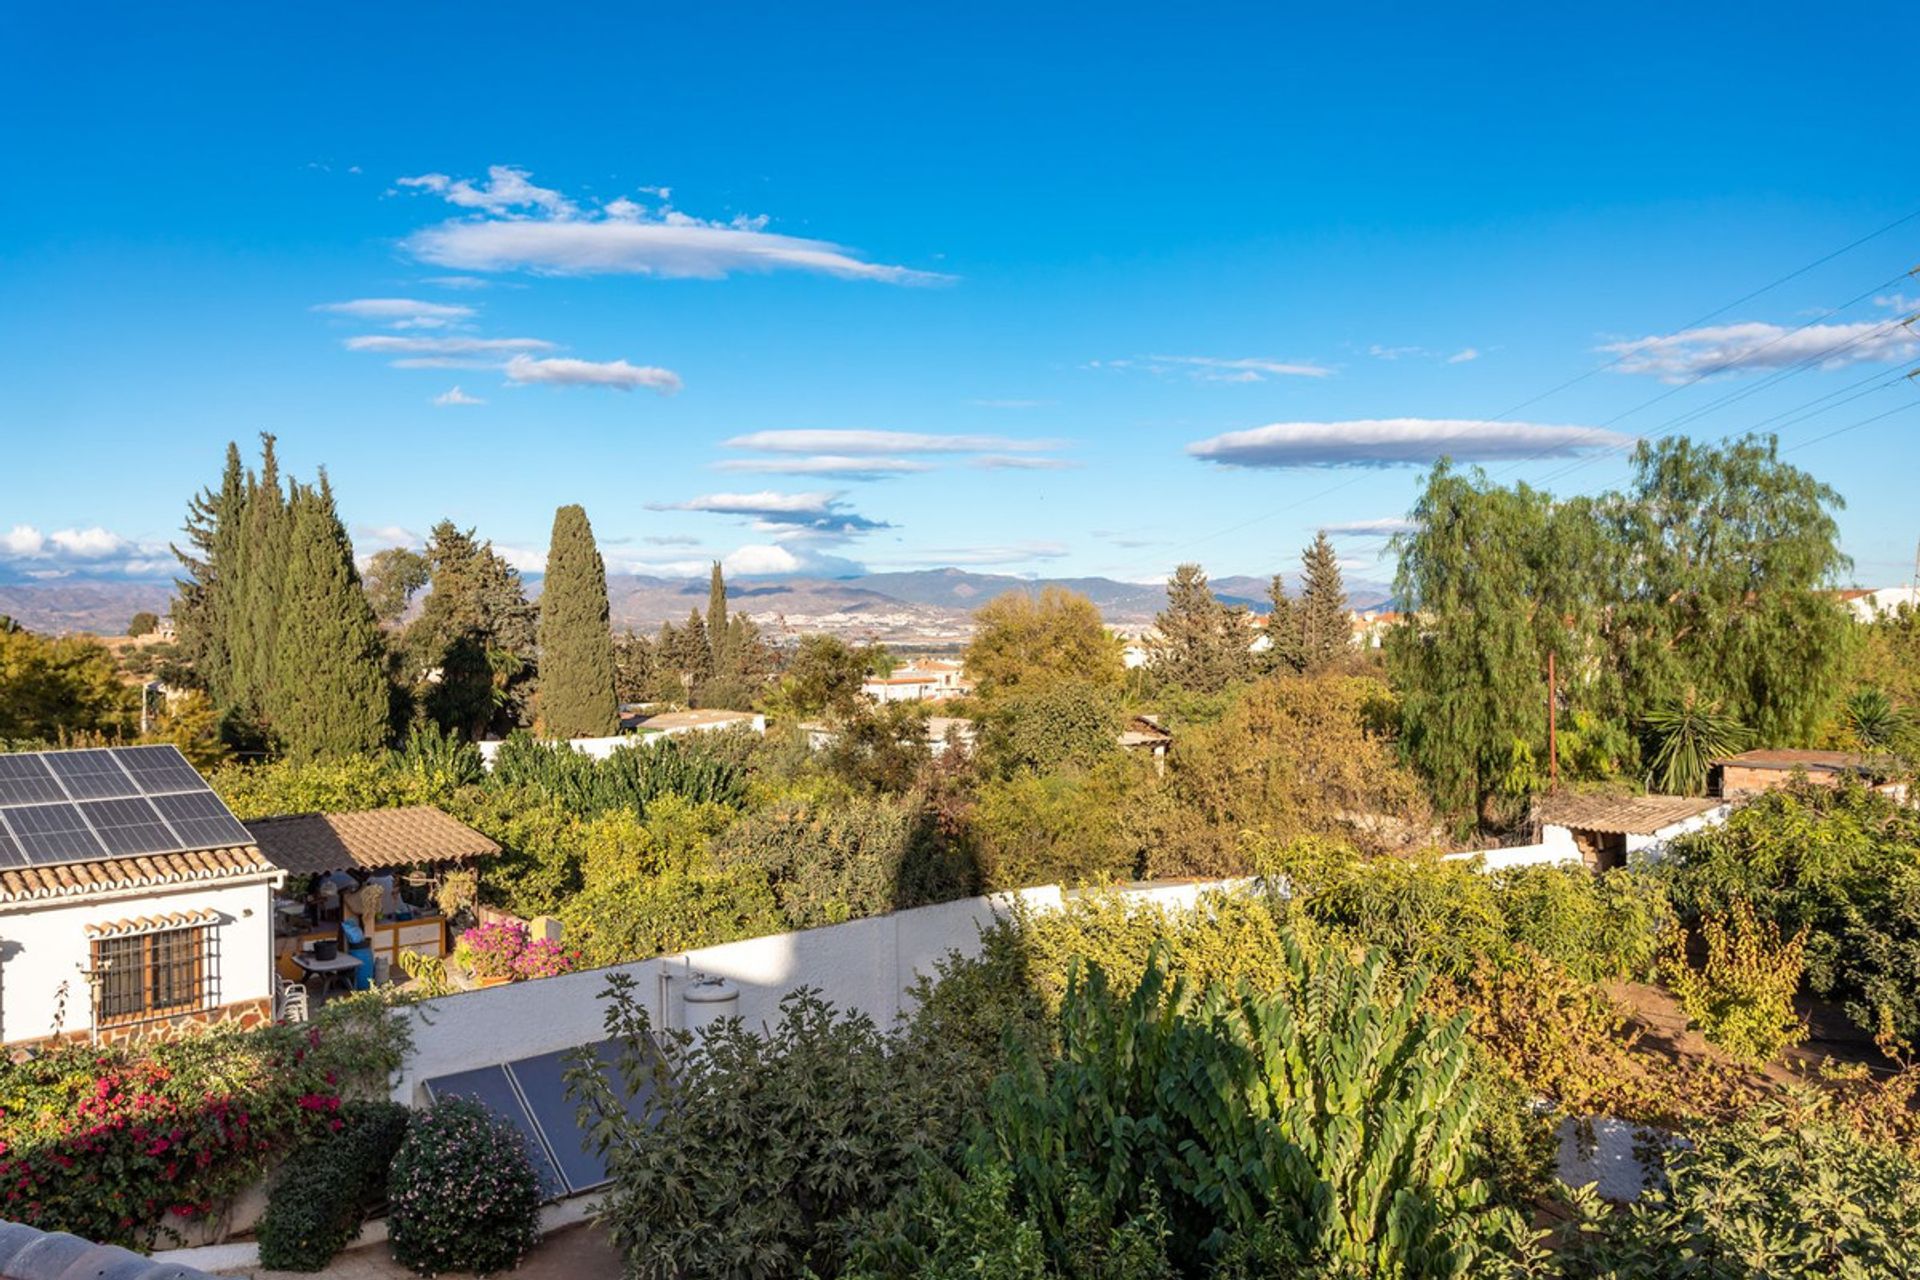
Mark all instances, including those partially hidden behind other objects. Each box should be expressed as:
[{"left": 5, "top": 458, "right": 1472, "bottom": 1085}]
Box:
[
  {"left": 0, "top": 994, "right": 407, "bottom": 1248},
  {"left": 1665, "top": 899, "right": 1808, "bottom": 1066},
  {"left": 971, "top": 760, "right": 1146, "bottom": 890},
  {"left": 576, "top": 977, "right": 964, "bottom": 1280},
  {"left": 1566, "top": 1096, "right": 1920, "bottom": 1276},
  {"left": 386, "top": 1098, "right": 543, "bottom": 1276},
  {"left": 256, "top": 1101, "right": 411, "bottom": 1271},
  {"left": 510, "top": 937, "right": 578, "bottom": 979},
  {"left": 456, "top": 920, "right": 529, "bottom": 980},
  {"left": 882, "top": 949, "right": 1535, "bottom": 1279},
  {"left": 714, "top": 792, "right": 961, "bottom": 927}
]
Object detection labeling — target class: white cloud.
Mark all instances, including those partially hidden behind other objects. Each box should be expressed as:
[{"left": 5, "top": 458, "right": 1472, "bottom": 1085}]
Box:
[
  {"left": 722, "top": 544, "right": 803, "bottom": 576},
  {"left": 313, "top": 298, "right": 476, "bottom": 329},
  {"left": 713, "top": 455, "right": 933, "bottom": 480},
  {"left": 398, "top": 165, "right": 576, "bottom": 217},
  {"left": 397, "top": 165, "right": 948, "bottom": 284},
  {"left": 0, "top": 523, "right": 171, "bottom": 581},
  {"left": 502, "top": 354, "right": 682, "bottom": 394},
  {"left": 1322, "top": 517, "right": 1419, "bottom": 537},
  {"left": 352, "top": 524, "right": 424, "bottom": 551},
  {"left": 643, "top": 534, "right": 701, "bottom": 547},
  {"left": 724, "top": 429, "right": 1058, "bottom": 455},
  {"left": 420, "top": 275, "right": 492, "bottom": 290},
  {"left": 1601, "top": 315, "right": 1918, "bottom": 381},
  {"left": 433, "top": 386, "right": 485, "bottom": 406},
  {"left": 492, "top": 544, "right": 547, "bottom": 574},
  {"left": 1103, "top": 355, "right": 1334, "bottom": 382},
  {"left": 1367, "top": 344, "right": 1429, "bottom": 361},
  {"left": 1187, "top": 418, "right": 1630, "bottom": 469},
  {"left": 1447, "top": 347, "right": 1480, "bottom": 364}
]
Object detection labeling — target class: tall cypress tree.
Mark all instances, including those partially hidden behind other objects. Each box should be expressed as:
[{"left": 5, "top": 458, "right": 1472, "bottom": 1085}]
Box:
[
  {"left": 172, "top": 442, "right": 247, "bottom": 707},
  {"left": 232, "top": 434, "right": 291, "bottom": 724},
  {"left": 269, "top": 475, "right": 389, "bottom": 759},
  {"left": 1299, "top": 532, "right": 1349, "bottom": 670},
  {"left": 706, "top": 561, "right": 731, "bottom": 677},
  {"left": 535, "top": 504, "right": 619, "bottom": 738}
]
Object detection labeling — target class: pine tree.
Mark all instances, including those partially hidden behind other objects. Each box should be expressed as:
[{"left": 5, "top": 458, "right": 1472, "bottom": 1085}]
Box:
[
  {"left": 707, "top": 562, "right": 731, "bottom": 677},
  {"left": 1299, "top": 532, "right": 1349, "bottom": 670},
  {"left": 1264, "top": 573, "right": 1307, "bottom": 674},
  {"left": 408, "top": 520, "right": 537, "bottom": 738},
  {"left": 268, "top": 475, "right": 389, "bottom": 759},
  {"left": 678, "top": 608, "right": 715, "bottom": 683},
  {"left": 1148, "top": 563, "right": 1255, "bottom": 693},
  {"left": 534, "top": 504, "right": 619, "bottom": 738}
]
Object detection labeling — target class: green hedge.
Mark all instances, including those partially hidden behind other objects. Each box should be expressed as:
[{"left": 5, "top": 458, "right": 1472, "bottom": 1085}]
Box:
[{"left": 256, "top": 1101, "right": 412, "bottom": 1271}]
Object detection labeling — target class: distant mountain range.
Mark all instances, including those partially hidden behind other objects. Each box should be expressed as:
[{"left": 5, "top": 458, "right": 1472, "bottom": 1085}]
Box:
[{"left": 1, "top": 569, "right": 1393, "bottom": 643}]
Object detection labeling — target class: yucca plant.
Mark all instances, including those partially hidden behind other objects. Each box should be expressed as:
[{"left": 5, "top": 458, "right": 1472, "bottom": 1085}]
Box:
[
  {"left": 1644, "top": 689, "right": 1748, "bottom": 796},
  {"left": 1846, "top": 688, "right": 1910, "bottom": 754}
]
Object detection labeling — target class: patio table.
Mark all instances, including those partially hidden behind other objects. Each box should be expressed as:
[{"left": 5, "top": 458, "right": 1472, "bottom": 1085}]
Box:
[{"left": 292, "top": 951, "right": 363, "bottom": 999}]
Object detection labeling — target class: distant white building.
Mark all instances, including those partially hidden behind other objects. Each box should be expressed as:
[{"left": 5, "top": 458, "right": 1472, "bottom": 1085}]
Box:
[
  {"left": 863, "top": 660, "right": 971, "bottom": 703},
  {"left": 1841, "top": 586, "right": 1920, "bottom": 622}
]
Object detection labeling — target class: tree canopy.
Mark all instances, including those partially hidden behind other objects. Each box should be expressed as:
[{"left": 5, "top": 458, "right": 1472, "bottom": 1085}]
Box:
[
  {"left": 965, "top": 587, "right": 1121, "bottom": 697},
  {"left": 534, "top": 504, "right": 619, "bottom": 738}
]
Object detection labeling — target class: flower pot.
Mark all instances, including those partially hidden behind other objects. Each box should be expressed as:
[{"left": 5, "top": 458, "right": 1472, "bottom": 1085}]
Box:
[{"left": 475, "top": 975, "right": 512, "bottom": 989}]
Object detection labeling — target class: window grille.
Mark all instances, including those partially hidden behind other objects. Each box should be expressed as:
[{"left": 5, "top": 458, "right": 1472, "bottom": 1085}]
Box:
[{"left": 90, "top": 925, "right": 216, "bottom": 1026}]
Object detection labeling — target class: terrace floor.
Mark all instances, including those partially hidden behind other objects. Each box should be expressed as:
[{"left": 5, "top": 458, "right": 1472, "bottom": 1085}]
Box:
[{"left": 230, "top": 1222, "right": 621, "bottom": 1279}]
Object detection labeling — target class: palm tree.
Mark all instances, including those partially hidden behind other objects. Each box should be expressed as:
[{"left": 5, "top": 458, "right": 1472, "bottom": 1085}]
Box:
[
  {"left": 1845, "top": 688, "right": 1910, "bottom": 754},
  {"left": 1644, "top": 689, "right": 1748, "bottom": 796}
]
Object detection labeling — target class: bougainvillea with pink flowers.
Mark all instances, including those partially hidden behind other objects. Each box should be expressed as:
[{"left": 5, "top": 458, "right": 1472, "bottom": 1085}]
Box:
[
  {"left": 0, "top": 995, "right": 406, "bottom": 1248},
  {"left": 456, "top": 920, "right": 578, "bottom": 982}
]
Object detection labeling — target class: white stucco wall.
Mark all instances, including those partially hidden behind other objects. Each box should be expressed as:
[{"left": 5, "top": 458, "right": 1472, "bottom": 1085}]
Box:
[
  {"left": 1444, "top": 827, "right": 1583, "bottom": 871},
  {"left": 393, "top": 880, "right": 1261, "bottom": 1102},
  {"left": 0, "top": 876, "right": 280, "bottom": 1043},
  {"left": 1625, "top": 806, "right": 1731, "bottom": 862}
]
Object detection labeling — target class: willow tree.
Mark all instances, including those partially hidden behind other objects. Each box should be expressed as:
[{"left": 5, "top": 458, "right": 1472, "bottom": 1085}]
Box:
[
  {"left": 535, "top": 504, "right": 619, "bottom": 738},
  {"left": 1387, "top": 463, "right": 1603, "bottom": 825},
  {"left": 1604, "top": 433, "right": 1853, "bottom": 747}
]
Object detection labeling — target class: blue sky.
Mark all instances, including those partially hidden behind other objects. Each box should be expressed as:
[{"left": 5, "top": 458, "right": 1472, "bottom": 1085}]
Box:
[{"left": 4, "top": 3, "right": 1918, "bottom": 590}]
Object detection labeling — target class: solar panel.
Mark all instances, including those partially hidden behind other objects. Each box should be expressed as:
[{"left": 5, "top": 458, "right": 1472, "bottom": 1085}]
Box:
[
  {"left": 0, "top": 756, "right": 66, "bottom": 806},
  {"left": 113, "top": 744, "right": 214, "bottom": 796},
  {"left": 78, "top": 797, "right": 183, "bottom": 858},
  {"left": 44, "top": 749, "right": 141, "bottom": 800},
  {"left": 1, "top": 803, "right": 103, "bottom": 863},
  {"left": 0, "top": 747, "right": 255, "bottom": 869},
  {"left": 147, "top": 790, "right": 254, "bottom": 850}
]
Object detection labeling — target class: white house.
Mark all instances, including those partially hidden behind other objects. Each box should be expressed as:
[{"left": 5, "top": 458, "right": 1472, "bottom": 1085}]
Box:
[
  {"left": 0, "top": 747, "right": 282, "bottom": 1047},
  {"left": 1841, "top": 586, "right": 1920, "bottom": 622}
]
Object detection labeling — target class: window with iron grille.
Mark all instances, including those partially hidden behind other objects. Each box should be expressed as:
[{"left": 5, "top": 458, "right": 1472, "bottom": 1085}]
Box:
[{"left": 91, "top": 926, "right": 214, "bottom": 1025}]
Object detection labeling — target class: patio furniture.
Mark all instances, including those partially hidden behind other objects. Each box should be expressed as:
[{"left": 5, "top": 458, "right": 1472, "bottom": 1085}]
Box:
[
  {"left": 276, "top": 979, "right": 309, "bottom": 1024},
  {"left": 292, "top": 950, "right": 365, "bottom": 1000}
]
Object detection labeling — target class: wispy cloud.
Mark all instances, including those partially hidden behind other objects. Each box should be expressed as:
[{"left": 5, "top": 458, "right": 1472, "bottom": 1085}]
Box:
[
  {"left": 420, "top": 275, "right": 492, "bottom": 290},
  {"left": 643, "top": 534, "right": 702, "bottom": 547},
  {"left": 648, "top": 491, "right": 889, "bottom": 541},
  {"left": 970, "top": 455, "right": 1077, "bottom": 470},
  {"left": 433, "top": 386, "right": 485, "bottom": 407},
  {"left": 724, "top": 429, "right": 1060, "bottom": 455},
  {"left": 313, "top": 298, "right": 476, "bottom": 329},
  {"left": 713, "top": 455, "right": 933, "bottom": 480},
  {"left": 1368, "top": 343, "right": 1481, "bottom": 365},
  {"left": 503, "top": 354, "right": 682, "bottom": 394},
  {"left": 1188, "top": 418, "right": 1629, "bottom": 469},
  {"left": 396, "top": 164, "right": 949, "bottom": 285},
  {"left": 344, "top": 335, "right": 554, "bottom": 362},
  {"left": 866, "top": 541, "right": 1071, "bottom": 568},
  {"left": 1322, "top": 516, "right": 1419, "bottom": 537},
  {"left": 1601, "top": 314, "right": 1918, "bottom": 381},
  {"left": 1095, "top": 355, "right": 1333, "bottom": 383},
  {"left": 1447, "top": 347, "right": 1480, "bottom": 364}
]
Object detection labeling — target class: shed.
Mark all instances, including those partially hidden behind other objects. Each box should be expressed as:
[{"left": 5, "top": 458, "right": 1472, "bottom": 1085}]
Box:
[
  {"left": 1708, "top": 748, "right": 1893, "bottom": 800},
  {"left": 1533, "top": 793, "right": 1729, "bottom": 870}
]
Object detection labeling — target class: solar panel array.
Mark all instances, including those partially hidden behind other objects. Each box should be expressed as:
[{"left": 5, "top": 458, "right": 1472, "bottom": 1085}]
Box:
[
  {"left": 423, "top": 1037, "right": 662, "bottom": 1198},
  {"left": 0, "top": 746, "right": 255, "bottom": 870}
]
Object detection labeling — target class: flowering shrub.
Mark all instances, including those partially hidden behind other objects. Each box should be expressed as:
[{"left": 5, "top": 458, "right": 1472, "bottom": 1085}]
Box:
[
  {"left": 387, "top": 1098, "right": 543, "bottom": 1276},
  {"left": 0, "top": 994, "right": 408, "bottom": 1248},
  {"left": 456, "top": 921, "right": 530, "bottom": 981},
  {"left": 510, "top": 938, "right": 577, "bottom": 980},
  {"left": 456, "top": 920, "right": 576, "bottom": 982}
]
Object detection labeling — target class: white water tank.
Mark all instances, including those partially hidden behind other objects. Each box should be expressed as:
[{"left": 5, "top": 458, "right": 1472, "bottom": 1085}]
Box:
[{"left": 681, "top": 975, "right": 740, "bottom": 1043}]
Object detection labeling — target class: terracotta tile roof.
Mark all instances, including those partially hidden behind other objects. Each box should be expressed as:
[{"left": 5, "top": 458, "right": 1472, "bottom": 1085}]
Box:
[
  {"left": 246, "top": 805, "right": 500, "bottom": 877},
  {"left": 84, "top": 908, "right": 220, "bottom": 938},
  {"left": 1535, "top": 793, "right": 1724, "bottom": 836},
  {"left": 1710, "top": 748, "right": 1874, "bottom": 773},
  {"left": 0, "top": 846, "right": 276, "bottom": 906}
]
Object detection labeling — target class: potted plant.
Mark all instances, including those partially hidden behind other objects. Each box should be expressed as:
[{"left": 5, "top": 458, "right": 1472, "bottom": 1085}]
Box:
[{"left": 453, "top": 921, "right": 527, "bottom": 987}]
